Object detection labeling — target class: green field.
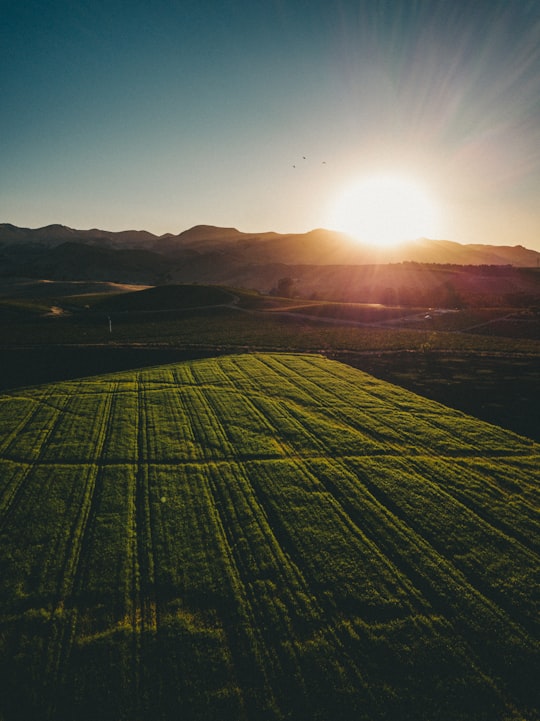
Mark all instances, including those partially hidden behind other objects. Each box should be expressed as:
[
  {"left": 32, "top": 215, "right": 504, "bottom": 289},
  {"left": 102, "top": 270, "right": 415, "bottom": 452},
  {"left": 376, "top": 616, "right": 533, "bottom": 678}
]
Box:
[{"left": 0, "top": 353, "right": 539, "bottom": 721}]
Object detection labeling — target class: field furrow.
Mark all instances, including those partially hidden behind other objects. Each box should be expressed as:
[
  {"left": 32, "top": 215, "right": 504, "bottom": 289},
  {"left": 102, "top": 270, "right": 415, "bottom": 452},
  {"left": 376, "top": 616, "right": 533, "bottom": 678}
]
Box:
[
  {"left": 0, "top": 396, "right": 41, "bottom": 454},
  {"left": 147, "top": 461, "right": 274, "bottom": 718},
  {"left": 0, "top": 459, "right": 33, "bottom": 528},
  {"left": 200, "top": 387, "right": 285, "bottom": 458},
  {"left": 1, "top": 386, "right": 76, "bottom": 461},
  {"left": 247, "top": 459, "right": 427, "bottom": 618},
  {"left": 0, "top": 352, "right": 538, "bottom": 721},
  {"left": 178, "top": 386, "right": 235, "bottom": 460},
  {"left": 272, "top": 357, "right": 470, "bottom": 454},
  {"left": 100, "top": 381, "right": 139, "bottom": 462},
  {"left": 310, "top": 354, "right": 538, "bottom": 455},
  {"left": 417, "top": 456, "right": 540, "bottom": 549},
  {"left": 248, "top": 354, "right": 447, "bottom": 452},
  {"left": 319, "top": 455, "right": 539, "bottom": 699},
  {"left": 341, "top": 456, "right": 539, "bottom": 632}
]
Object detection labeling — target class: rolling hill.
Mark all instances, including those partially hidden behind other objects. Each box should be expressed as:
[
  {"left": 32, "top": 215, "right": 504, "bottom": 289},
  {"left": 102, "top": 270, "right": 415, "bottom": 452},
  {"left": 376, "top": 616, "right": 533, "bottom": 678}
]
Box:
[{"left": 0, "top": 353, "right": 538, "bottom": 721}]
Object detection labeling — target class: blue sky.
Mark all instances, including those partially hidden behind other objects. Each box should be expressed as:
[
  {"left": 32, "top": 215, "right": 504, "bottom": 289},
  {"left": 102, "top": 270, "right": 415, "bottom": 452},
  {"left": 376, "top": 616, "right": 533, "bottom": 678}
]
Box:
[{"left": 2, "top": 0, "right": 540, "bottom": 249}]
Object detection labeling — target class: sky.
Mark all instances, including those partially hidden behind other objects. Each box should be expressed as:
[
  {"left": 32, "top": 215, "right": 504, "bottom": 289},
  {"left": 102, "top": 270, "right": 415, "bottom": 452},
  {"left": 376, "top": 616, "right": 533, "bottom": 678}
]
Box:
[{"left": 1, "top": 0, "right": 540, "bottom": 249}]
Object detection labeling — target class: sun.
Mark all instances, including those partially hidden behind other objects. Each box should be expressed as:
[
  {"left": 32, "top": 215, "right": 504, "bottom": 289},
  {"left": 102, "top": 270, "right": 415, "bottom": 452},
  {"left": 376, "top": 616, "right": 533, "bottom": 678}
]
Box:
[{"left": 329, "top": 174, "right": 440, "bottom": 247}]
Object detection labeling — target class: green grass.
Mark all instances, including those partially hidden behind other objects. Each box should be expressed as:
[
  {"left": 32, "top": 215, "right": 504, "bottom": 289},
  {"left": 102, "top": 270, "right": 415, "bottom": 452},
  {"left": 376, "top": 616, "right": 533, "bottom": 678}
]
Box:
[
  {"left": 3, "top": 303, "right": 540, "bottom": 354},
  {"left": 0, "top": 353, "right": 538, "bottom": 721}
]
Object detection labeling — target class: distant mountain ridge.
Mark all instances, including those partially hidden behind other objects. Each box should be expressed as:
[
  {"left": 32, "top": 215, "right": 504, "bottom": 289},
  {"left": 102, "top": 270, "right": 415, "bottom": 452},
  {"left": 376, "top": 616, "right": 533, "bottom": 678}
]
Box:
[
  {"left": 1, "top": 222, "right": 538, "bottom": 267},
  {"left": 0, "top": 223, "right": 160, "bottom": 248},
  {"left": 1, "top": 223, "right": 539, "bottom": 302}
]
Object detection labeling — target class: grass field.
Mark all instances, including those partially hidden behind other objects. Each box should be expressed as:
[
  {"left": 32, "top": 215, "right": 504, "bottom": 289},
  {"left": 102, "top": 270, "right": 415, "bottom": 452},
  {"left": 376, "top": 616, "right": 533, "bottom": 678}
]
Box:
[{"left": 0, "top": 353, "right": 538, "bottom": 721}]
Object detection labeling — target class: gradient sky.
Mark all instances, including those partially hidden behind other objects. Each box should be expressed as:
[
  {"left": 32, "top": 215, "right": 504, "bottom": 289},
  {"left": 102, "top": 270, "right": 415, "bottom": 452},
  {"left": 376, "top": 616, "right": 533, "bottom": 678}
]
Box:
[{"left": 2, "top": 0, "right": 540, "bottom": 249}]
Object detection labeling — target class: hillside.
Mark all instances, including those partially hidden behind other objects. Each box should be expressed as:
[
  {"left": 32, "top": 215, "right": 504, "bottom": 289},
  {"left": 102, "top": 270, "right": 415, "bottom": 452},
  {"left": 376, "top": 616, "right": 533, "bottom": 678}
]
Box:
[
  {"left": 0, "top": 353, "right": 538, "bottom": 721},
  {"left": 92, "top": 284, "right": 236, "bottom": 312}
]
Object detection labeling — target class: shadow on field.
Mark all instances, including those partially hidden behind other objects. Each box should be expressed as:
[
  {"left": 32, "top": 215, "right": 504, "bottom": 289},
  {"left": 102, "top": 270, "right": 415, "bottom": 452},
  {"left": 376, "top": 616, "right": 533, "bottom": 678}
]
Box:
[{"left": 0, "top": 347, "right": 232, "bottom": 390}]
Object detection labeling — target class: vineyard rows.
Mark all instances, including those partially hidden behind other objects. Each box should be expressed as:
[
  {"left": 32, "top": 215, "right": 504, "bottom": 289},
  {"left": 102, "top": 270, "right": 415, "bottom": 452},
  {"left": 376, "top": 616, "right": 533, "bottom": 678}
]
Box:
[{"left": 0, "top": 353, "right": 538, "bottom": 720}]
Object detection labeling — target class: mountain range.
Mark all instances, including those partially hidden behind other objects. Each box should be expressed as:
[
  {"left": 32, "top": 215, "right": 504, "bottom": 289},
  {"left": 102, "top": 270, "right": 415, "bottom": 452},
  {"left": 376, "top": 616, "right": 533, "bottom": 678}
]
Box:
[{"left": 1, "top": 223, "right": 539, "bottom": 303}]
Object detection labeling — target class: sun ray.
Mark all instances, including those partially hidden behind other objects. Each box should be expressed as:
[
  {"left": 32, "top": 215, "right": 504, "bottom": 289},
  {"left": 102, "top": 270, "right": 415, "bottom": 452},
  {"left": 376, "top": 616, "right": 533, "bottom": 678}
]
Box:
[{"left": 329, "top": 173, "right": 441, "bottom": 247}]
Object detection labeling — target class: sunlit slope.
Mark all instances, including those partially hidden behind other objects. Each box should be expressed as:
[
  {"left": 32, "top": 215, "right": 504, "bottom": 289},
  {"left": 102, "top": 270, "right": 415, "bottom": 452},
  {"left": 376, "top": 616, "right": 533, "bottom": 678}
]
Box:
[{"left": 0, "top": 353, "right": 538, "bottom": 721}]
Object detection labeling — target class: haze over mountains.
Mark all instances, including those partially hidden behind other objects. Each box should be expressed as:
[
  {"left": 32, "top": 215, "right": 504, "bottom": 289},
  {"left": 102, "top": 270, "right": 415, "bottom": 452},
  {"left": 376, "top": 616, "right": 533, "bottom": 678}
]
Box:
[{"left": 1, "top": 223, "right": 539, "bottom": 303}]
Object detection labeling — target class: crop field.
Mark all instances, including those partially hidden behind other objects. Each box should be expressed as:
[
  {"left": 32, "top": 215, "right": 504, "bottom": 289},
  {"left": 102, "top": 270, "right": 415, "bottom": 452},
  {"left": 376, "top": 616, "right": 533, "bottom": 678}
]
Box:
[{"left": 0, "top": 353, "right": 538, "bottom": 721}]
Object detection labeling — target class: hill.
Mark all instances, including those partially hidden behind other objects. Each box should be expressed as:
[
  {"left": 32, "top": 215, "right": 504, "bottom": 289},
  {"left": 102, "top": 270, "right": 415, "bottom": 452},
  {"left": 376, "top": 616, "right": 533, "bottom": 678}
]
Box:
[
  {"left": 0, "top": 353, "right": 538, "bottom": 721},
  {"left": 93, "top": 284, "right": 236, "bottom": 311}
]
